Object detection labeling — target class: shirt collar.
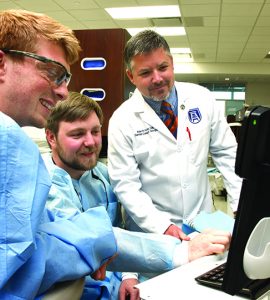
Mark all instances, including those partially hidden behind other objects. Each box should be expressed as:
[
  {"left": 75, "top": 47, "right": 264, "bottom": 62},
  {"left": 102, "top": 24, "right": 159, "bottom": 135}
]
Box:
[{"left": 144, "top": 85, "right": 177, "bottom": 114}]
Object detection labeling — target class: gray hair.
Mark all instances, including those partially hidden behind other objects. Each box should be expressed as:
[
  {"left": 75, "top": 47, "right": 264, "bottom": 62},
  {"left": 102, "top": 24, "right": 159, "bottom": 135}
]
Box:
[{"left": 124, "top": 30, "right": 172, "bottom": 71}]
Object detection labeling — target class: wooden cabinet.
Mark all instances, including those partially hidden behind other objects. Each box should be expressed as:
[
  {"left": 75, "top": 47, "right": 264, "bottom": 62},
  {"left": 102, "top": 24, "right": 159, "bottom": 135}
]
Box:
[{"left": 69, "top": 29, "right": 133, "bottom": 157}]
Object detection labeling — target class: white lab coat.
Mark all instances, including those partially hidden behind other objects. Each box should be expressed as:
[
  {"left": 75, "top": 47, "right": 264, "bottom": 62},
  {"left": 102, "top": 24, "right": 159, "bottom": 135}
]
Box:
[{"left": 108, "top": 82, "right": 242, "bottom": 234}]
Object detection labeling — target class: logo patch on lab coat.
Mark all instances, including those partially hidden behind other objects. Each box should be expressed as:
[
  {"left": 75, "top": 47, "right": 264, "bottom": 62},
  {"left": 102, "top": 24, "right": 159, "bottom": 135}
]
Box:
[{"left": 188, "top": 108, "right": 202, "bottom": 124}]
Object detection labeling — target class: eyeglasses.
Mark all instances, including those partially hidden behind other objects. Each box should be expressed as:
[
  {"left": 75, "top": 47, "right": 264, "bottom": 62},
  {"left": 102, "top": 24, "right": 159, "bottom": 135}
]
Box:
[{"left": 1, "top": 49, "right": 72, "bottom": 87}]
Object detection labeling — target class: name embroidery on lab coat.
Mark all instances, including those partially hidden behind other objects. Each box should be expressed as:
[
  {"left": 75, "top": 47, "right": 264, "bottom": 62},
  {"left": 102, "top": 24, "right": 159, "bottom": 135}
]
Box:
[
  {"left": 135, "top": 126, "right": 158, "bottom": 136},
  {"left": 188, "top": 108, "right": 202, "bottom": 124}
]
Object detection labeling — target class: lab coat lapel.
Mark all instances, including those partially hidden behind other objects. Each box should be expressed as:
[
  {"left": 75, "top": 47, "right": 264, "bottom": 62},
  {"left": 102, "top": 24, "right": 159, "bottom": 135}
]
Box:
[
  {"left": 132, "top": 89, "right": 175, "bottom": 139},
  {"left": 175, "top": 82, "right": 190, "bottom": 146}
]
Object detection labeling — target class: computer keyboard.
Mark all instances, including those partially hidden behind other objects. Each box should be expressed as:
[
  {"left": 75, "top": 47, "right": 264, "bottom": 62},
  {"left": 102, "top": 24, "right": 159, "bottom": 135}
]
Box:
[
  {"left": 195, "top": 262, "right": 226, "bottom": 289},
  {"left": 195, "top": 262, "right": 270, "bottom": 299}
]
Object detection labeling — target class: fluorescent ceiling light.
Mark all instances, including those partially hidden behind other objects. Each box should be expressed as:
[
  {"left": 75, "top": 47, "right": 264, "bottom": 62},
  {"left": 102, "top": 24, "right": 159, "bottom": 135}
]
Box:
[
  {"left": 105, "top": 5, "right": 180, "bottom": 19},
  {"left": 171, "top": 47, "right": 193, "bottom": 62},
  {"left": 127, "top": 27, "right": 185, "bottom": 36},
  {"left": 170, "top": 48, "right": 191, "bottom": 54}
]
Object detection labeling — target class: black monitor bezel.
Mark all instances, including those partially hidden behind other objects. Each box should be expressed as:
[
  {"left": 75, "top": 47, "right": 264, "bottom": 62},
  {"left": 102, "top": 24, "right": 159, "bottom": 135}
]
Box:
[{"left": 222, "top": 106, "right": 270, "bottom": 297}]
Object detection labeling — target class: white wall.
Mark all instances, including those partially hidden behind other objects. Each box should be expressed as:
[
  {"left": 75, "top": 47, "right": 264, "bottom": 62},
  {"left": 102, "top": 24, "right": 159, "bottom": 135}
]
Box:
[
  {"left": 246, "top": 82, "right": 270, "bottom": 107},
  {"left": 22, "top": 127, "right": 49, "bottom": 153}
]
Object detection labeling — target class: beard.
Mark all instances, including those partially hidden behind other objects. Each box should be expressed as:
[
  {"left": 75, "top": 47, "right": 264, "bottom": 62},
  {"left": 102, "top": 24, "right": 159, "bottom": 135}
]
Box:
[
  {"left": 151, "top": 92, "right": 170, "bottom": 102},
  {"left": 147, "top": 80, "right": 172, "bottom": 102},
  {"left": 56, "top": 142, "right": 101, "bottom": 173}
]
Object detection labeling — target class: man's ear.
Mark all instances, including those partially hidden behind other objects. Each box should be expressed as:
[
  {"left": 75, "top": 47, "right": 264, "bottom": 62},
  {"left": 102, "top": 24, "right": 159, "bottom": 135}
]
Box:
[
  {"left": 45, "top": 129, "right": 56, "bottom": 148},
  {"left": 0, "top": 51, "right": 7, "bottom": 79},
  {"left": 126, "top": 68, "right": 135, "bottom": 85}
]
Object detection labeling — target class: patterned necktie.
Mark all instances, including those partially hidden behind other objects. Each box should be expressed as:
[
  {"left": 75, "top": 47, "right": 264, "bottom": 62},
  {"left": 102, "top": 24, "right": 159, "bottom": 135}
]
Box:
[{"left": 161, "top": 100, "right": 178, "bottom": 138}]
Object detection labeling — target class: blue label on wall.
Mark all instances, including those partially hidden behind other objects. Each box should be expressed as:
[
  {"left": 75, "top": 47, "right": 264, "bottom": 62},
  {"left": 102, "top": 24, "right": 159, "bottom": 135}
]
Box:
[
  {"left": 81, "top": 58, "right": 106, "bottom": 70},
  {"left": 81, "top": 88, "right": 106, "bottom": 101}
]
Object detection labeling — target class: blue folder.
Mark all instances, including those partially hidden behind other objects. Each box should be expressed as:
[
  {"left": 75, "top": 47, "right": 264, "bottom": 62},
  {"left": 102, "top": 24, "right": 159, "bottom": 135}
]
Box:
[{"left": 182, "top": 210, "right": 235, "bottom": 234}]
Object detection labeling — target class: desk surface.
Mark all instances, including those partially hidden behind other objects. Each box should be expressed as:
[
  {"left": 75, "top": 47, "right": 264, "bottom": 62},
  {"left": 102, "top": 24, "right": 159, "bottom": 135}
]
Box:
[{"left": 136, "top": 254, "right": 270, "bottom": 300}]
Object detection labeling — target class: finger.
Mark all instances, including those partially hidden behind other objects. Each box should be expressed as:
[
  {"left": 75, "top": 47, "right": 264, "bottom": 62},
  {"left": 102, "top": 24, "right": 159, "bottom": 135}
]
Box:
[
  {"left": 203, "top": 228, "right": 231, "bottom": 237},
  {"left": 129, "top": 288, "right": 140, "bottom": 300},
  {"left": 93, "top": 254, "right": 117, "bottom": 281},
  {"left": 209, "top": 243, "right": 226, "bottom": 254},
  {"left": 179, "top": 231, "right": 190, "bottom": 241},
  {"left": 176, "top": 226, "right": 190, "bottom": 241},
  {"left": 118, "top": 288, "right": 125, "bottom": 300},
  {"left": 164, "top": 225, "right": 190, "bottom": 241},
  {"left": 211, "top": 234, "right": 230, "bottom": 243},
  {"left": 92, "top": 264, "right": 106, "bottom": 280},
  {"left": 92, "top": 269, "right": 102, "bottom": 281}
]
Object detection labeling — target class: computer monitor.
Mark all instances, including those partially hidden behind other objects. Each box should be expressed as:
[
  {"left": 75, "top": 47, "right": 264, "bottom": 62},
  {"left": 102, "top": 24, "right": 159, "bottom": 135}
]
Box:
[{"left": 222, "top": 106, "right": 270, "bottom": 296}]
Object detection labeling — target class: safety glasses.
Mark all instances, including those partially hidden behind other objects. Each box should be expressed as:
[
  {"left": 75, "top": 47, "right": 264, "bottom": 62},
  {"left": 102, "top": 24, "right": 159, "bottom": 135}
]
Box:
[{"left": 1, "top": 49, "right": 72, "bottom": 87}]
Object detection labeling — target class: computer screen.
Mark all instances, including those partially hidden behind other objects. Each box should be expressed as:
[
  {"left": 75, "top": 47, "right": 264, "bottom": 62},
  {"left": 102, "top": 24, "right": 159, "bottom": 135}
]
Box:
[{"left": 222, "top": 106, "right": 270, "bottom": 296}]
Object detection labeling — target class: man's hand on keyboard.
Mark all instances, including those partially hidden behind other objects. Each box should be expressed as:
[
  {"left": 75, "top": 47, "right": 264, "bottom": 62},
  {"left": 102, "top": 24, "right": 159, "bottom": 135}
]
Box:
[{"left": 188, "top": 229, "right": 231, "bottom": 262}]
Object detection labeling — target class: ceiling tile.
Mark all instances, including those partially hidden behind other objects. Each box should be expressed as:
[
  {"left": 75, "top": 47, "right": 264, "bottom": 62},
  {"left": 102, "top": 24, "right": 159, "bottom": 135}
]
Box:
[
  {"left": 219, "top": 35, "right": 249, "bottom": 43},
  {"left": 245, "top": 41, "right": 270, "bottom": 49},
  {"left": 203, "top": 16, "right": 219, "bottom": 26},
  {"left": 186, "top": 35, "right": 218, "bottom": 42},
  {"left": 152, "top": 17, "right": 182, "bottom": 27},
  {"left": 218, "top": 41, "right": 246, "bottom": 49},
  {"left": 218, "top": 48, "right": 243, "bottom": 55},
  {"left": 256, "top": 16, "right": 270, "bottom": 26},
  {"left": 190, "top": 42, "right": 218, "bottom": 49},
  {"left": 96, "top": 0, "right": 138, "bottom": 8},
  {"left": 165, "top": 35, "right": 189, "bottom": 48},
  {"left": 179, "top": 0, "right": 220, "bottom": 4},
  {"left": 259, "top": 4, "right": 270, "bottom": 16},
  {"left": 180, "top": 4, "right": 220, "bottom": 17},
  {"left": 217, "top": 53, "right": 241, "bottom": 62},
  {"left": 46, "top": 11, "right": 78, "bottom": 22},
  {"left": 252, "top": 26, "right": 270, "bottom": 35},
  {"left": 220, "top": 16, "right": 257, "bottom": 26},
  {"left": 115, "top": 19, "right": 152, "bottom": 27},
  {"left": 0, "top": 2, "right": 21, "bottom": 10},
  {"left": 223, "top": 0, "right": 264, "bottom": 3},
  {"left": 62, "top": 20, "right": 87, "bottom": 30},
  {"left": 186, "top": 27, "right": 218, "bottom": 35},
  {"left": 248, "top": 35, "right": 270, "bottom": 43},
  {"left": 54, "top": 0, "right": 98, "bottom": 10},
  {"left": 222, "top": 3, "right": 262, "bottom": 16},
  {"left": 12, "top": 0, "right": 62, "bottom": 11},
  {"left": 183, "top": 17, "right": 203, "bottom": 27},
  {"left": 240, "top": 54, "right": 265, "bottom": 62},
  {"left": 137, "top": 0, "right": 179, "bottom": 5},
  {"left": 82, "top": 20, "right": 118, "bottom": 29},
  {"left": 219, "top": 27, "right": 252, "bottom": 35},
  {"left": 68, "top": 9, "right": 110, "bottom": 20},
  {"left": 242, "top": 49, "right": 269, "bottom": 55}
]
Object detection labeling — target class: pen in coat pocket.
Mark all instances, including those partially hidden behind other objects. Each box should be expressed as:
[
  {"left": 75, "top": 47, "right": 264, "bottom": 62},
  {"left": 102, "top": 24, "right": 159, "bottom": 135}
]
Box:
[{"left": 186, "top": 127, "right": 192, "bottom": 141}]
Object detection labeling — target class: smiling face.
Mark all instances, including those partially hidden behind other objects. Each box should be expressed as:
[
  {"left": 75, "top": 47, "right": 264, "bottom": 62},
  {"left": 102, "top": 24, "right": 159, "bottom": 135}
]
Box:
[
  {"left": 126, "top": 47, "right": 175, "bottom": 101},
  {"left": 0, "top": 39, "right": 70, "bottom": 128},
  {"left": 46, "top": 111, "right": 102, "bottom": 179}
]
